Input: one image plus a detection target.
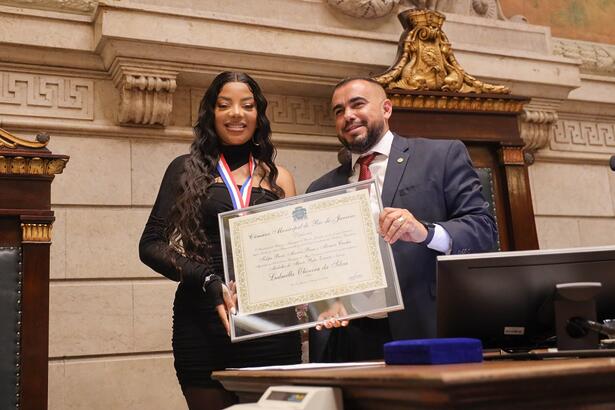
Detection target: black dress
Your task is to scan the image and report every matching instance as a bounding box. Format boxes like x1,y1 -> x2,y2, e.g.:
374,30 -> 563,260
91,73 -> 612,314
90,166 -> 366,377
139,154 -> 301,388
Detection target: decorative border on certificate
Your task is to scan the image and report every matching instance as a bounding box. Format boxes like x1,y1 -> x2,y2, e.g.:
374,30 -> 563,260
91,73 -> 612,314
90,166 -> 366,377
229,189 -> 387,315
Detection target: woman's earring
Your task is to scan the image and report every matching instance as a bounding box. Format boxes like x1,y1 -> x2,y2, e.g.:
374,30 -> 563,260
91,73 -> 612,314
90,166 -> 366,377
252,134 -> 260,146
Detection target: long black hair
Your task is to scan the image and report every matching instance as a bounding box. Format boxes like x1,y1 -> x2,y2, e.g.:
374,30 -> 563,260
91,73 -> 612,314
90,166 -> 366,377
167,71 -> 282,264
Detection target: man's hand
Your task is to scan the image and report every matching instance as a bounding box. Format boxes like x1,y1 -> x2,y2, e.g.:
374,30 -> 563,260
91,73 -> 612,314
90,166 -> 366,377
315,300 -> 349,330
216,281 -> 237,336
379,207 -> 428,244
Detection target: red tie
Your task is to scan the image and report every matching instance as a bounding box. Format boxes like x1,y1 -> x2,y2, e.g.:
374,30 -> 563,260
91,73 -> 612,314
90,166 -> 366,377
357,153 -> 377,181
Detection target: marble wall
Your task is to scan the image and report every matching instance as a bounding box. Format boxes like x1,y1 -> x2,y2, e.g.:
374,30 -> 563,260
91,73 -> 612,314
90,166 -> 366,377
0,0 -> 613,408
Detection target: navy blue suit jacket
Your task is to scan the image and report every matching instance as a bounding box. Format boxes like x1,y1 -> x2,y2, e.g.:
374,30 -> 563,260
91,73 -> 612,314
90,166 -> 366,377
307,134 -> 497,359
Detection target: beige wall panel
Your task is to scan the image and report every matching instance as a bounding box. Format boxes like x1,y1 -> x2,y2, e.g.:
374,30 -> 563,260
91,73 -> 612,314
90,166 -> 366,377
276,147 -> 339,194
534,216 -> 581,249
170,87 -> 193,128
578,218 -> 615,247
50,207 -> 67,280
49,136 -> 132,206
65,207 -> 154,279
131,139 -> 191,206
133,281 -> 176,352
94,78 -> 120,124
48,361 -> 65,410
529,162 -> 615,217
49,355 -> 184,410
610,170 -> 615,209
49,282 -> 133,357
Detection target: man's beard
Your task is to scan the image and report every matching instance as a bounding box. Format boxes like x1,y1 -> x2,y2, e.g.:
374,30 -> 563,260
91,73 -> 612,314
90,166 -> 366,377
339,120 -> 384,154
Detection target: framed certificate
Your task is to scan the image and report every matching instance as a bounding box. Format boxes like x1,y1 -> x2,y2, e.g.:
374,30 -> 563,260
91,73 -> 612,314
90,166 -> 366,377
219,179 -> 404,342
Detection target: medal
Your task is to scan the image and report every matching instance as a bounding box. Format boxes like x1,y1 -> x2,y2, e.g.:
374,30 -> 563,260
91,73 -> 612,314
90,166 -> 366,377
217,153 -> 256,209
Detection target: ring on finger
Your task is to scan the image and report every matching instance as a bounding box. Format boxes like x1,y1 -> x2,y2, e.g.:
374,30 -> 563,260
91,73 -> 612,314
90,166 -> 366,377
396,216 -> 406,225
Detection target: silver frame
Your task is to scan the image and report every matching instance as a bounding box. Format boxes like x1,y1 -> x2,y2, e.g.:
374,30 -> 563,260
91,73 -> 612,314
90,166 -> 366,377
218,179 -> 404,342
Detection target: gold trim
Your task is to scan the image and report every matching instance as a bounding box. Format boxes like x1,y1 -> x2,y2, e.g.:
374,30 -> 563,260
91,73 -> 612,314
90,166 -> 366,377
389,93 -> 525,113
374,10 -> 510,94
21,223 -> 52,242
0,128 -> 49,149
501,146 -> 525,165
0,156 -> 68,175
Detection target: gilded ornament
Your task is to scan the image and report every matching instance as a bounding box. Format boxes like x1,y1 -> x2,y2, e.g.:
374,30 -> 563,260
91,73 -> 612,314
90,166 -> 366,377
21,223 -> 52,243
0,128 -> 49,149
46,159 -> 68,175
373,9 -> 510,94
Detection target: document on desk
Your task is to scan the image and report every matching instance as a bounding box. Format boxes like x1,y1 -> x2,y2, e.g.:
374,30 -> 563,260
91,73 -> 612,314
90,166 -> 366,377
229,361 -> 385,371
229,189 -> 387,315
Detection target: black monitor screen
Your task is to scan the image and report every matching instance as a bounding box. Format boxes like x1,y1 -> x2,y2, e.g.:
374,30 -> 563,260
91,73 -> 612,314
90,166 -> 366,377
437,246 -> 615,350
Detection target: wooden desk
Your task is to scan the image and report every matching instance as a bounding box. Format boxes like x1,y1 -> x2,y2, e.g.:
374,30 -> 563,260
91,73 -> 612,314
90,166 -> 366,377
213,358 -> 615,409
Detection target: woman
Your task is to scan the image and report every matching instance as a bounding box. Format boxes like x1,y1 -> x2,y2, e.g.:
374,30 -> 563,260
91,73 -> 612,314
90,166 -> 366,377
139,72 -> 301,409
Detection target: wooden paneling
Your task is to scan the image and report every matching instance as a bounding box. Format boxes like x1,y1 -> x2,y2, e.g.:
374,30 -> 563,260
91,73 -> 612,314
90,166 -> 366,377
389,93 -> 539,251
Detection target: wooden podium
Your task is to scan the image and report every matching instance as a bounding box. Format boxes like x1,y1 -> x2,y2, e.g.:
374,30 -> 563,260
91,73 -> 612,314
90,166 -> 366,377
0,128 -> 68,410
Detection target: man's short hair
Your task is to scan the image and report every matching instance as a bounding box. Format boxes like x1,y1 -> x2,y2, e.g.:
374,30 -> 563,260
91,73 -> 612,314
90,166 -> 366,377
332,76 -> 385,94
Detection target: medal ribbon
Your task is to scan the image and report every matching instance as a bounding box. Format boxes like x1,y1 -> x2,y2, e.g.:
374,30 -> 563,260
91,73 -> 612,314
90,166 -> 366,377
217,153 -> 255,209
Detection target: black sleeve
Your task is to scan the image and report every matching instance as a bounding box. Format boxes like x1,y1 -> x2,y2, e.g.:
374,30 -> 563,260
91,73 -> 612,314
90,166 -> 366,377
138,155 -> 213,289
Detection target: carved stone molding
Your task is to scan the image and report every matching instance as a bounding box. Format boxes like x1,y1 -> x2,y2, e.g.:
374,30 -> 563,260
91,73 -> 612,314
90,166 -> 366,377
111,60 -> 178,127
519,108 -> 558,163
326,0 -> 401,18
267,95 -> 335,132
0,71 -> 94,120
0,0 -> 97,14
552,38 -> 615,77
329,0 -> 517,20
551,119 -> 615,154
21,223 -> 52,243
374,10 -> 510,93
190,89 -> 335,136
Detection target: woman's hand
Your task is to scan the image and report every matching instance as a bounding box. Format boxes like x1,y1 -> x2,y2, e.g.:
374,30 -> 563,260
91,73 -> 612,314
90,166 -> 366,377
216,281 -> 237,336
315,300 -> 349,330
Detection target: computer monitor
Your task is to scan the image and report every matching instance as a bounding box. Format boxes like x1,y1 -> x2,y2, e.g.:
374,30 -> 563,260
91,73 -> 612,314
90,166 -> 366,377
436,246 -> 615,350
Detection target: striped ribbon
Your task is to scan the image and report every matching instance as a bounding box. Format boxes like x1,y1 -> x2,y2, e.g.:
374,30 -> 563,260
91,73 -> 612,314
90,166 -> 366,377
216,153 -> 256,209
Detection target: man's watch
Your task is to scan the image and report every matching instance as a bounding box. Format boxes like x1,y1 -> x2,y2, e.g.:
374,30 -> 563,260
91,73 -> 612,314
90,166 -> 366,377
418,221 -> 436,246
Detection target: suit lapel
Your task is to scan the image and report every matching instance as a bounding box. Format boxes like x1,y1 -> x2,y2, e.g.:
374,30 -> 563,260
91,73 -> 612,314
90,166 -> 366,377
331,161 -> 352,187
381,133 -> 413,207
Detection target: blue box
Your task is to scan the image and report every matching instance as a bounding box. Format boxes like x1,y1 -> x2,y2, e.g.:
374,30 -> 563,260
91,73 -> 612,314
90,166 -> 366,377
384,338 -> 483,365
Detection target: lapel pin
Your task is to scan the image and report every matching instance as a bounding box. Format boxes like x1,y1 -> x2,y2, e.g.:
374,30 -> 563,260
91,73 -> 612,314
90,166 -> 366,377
396,157 -> 404,164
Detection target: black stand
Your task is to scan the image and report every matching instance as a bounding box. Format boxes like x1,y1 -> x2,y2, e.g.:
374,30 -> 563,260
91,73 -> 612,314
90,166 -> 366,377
555,282 -> 602,350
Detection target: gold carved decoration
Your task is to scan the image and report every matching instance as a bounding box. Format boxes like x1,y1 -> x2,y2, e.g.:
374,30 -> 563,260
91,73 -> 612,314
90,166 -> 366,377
373,9 -> 510,94
21,223 -> 52,243
0,128 -> 49,149
388,93 -> 524,113
0,129 -> 68,175
500,146 -> 525,165
0,156 -> 68,175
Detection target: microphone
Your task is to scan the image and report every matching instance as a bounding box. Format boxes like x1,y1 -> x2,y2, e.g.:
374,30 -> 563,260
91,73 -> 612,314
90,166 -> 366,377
568,317 -> 615,338
610,155 -> 615,171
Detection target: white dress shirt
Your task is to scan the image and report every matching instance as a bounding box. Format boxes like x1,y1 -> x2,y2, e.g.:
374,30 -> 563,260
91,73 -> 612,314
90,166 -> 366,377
349,130 -> 452,255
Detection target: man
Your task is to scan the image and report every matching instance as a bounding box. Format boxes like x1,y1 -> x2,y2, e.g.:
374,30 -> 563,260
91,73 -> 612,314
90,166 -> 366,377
308,77 -> 497,362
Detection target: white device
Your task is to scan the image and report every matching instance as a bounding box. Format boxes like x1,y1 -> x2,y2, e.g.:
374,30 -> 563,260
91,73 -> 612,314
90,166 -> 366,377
224,385 -> 343,410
